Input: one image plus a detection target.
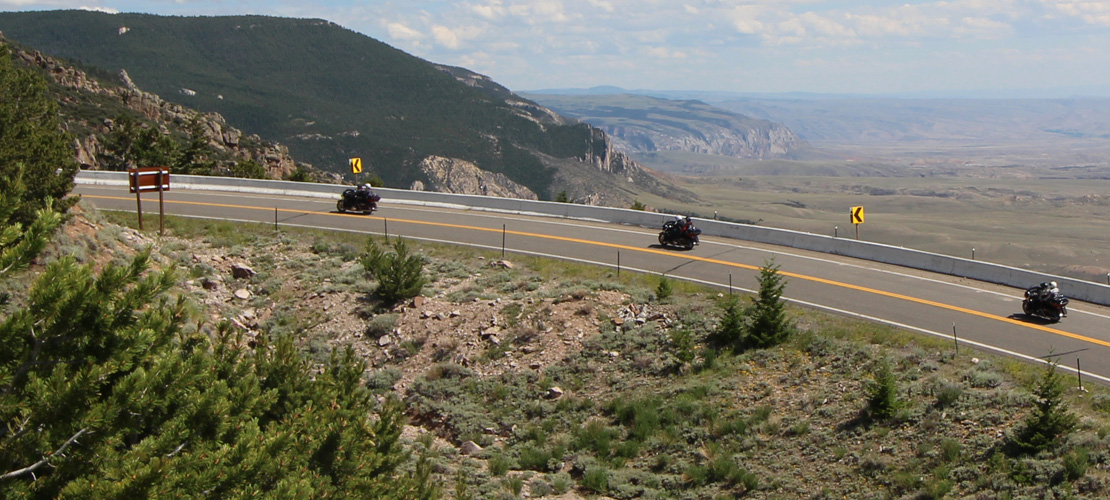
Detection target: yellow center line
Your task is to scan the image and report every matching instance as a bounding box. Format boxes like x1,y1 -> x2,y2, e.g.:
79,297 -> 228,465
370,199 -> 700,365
85,193 -> 1109,347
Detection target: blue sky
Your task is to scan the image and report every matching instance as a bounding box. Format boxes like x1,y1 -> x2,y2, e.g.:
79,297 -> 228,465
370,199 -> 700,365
3,0 -> 1110,96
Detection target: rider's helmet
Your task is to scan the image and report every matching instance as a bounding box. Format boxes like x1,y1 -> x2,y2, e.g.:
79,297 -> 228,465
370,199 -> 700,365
1050,281 -> 1058,289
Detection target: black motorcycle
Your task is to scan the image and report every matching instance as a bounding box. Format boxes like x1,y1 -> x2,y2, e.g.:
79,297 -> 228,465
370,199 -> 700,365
337,188 -> 380,214
658,218 -> 701,250
1022,287 -> 1069,322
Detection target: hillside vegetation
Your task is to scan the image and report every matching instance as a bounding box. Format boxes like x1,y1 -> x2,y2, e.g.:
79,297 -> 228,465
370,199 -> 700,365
4,36 -> 319,182
10,203 -> 1110,499
0,10 -> 672,203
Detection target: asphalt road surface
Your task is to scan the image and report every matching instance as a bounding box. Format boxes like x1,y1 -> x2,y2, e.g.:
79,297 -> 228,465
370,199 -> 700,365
75,184 -> 1110,385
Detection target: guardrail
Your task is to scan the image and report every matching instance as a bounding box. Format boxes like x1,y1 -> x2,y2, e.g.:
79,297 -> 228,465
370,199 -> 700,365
76,170 -> 1110,306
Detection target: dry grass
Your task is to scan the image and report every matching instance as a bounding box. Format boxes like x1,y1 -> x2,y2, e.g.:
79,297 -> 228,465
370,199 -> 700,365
79,199 -> 1110,499
634,153 -> 1110,283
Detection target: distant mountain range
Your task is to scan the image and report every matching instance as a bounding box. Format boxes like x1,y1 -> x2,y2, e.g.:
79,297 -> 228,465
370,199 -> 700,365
522,93 -> 806,159
527,86 -> 1110,146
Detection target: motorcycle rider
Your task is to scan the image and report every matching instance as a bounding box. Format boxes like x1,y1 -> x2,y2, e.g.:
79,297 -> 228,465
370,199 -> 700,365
355,183 -> 379,206
671,215 -> 691,232
1036,281 -> 1059,301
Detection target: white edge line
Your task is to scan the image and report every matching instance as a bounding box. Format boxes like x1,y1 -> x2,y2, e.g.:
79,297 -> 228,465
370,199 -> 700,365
133,211 -> 1110,386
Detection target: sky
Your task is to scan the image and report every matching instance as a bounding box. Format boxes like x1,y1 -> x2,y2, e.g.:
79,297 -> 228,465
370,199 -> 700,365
3,0 -> 1110,97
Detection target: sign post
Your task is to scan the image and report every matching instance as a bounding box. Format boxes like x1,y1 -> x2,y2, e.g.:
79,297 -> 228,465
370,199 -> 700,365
128,167 -> 171,235
850,206 -> 865,239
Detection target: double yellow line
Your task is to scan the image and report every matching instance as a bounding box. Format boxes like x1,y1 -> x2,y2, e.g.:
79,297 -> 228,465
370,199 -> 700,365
86,194 -> 1110,348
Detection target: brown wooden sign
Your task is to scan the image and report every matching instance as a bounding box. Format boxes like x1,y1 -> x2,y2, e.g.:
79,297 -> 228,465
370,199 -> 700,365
127,167 -> 170,234
128,167 -> 170,193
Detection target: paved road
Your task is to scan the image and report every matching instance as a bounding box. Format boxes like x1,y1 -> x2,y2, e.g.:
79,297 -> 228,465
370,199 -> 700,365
76,185 -> 1110,385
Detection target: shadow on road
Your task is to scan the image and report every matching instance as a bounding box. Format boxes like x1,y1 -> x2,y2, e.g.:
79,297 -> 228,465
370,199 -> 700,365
1007,313 -> 1062,325
648,244 -> 694,252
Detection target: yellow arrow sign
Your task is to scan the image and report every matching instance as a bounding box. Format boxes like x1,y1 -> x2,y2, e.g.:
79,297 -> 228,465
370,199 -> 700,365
350,157 -> 362,174
851,206 -> 865,224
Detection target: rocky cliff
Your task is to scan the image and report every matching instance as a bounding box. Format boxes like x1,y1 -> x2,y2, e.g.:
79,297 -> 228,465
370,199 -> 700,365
435,65 -> 688,205
525,93 -> 807,160
412,156 -> 538,200
9,40 -> 310,180
601,119 -> 803,158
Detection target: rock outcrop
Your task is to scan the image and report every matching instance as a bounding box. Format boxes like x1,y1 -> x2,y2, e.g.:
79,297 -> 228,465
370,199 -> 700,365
412,156 -> 538,200
11,42 -> 305,179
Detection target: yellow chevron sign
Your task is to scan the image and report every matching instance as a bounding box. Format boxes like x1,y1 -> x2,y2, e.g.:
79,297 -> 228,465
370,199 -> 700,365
350,157 -> 362,174
851,206 -> 865,224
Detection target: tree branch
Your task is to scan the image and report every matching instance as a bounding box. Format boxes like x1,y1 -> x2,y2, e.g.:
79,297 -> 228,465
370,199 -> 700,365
165,441 -> 187,458
1,428 -> 88,481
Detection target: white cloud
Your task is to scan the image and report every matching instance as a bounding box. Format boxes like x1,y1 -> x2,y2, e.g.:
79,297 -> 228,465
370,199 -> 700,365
727,5 -> 769,35
509,0 -> 572,24
1050,0 -> 1110,25
646,46 -> 687,59
0,0 -> 81,7
431,25 -> 460,49
469,0 -> 506,21
956,15 -> 1012,37
586,0 -> 615,13
386,22 -> 425,42
81,6 -> 118,13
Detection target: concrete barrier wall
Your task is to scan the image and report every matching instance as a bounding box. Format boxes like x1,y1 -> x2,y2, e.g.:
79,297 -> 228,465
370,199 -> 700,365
76,171 -> 1110,305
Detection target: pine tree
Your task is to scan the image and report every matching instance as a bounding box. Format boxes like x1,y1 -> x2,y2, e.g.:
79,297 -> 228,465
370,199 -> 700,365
1011,359 -> 1079,454
707,295 -> 746,352
866,361 -> 901,420
1,252 -> 436,498
361,237 -> 427,306
744,258 -> 794,349
174,116 -> 215,175
0,45 -> 79,225
0,167 -> 63,284
655,275 -> 673,301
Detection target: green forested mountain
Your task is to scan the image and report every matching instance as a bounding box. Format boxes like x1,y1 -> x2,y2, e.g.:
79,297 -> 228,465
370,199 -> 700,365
0,10 -> 660,201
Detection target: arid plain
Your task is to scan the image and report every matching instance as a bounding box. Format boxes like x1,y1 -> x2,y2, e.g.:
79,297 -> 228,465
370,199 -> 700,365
634,136 -> 1110,285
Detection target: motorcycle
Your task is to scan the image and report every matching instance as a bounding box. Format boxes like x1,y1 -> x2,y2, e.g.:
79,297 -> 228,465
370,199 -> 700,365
658,218 -> 701,250
1022,287 -> 1069,322
337,187 -> 380,214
